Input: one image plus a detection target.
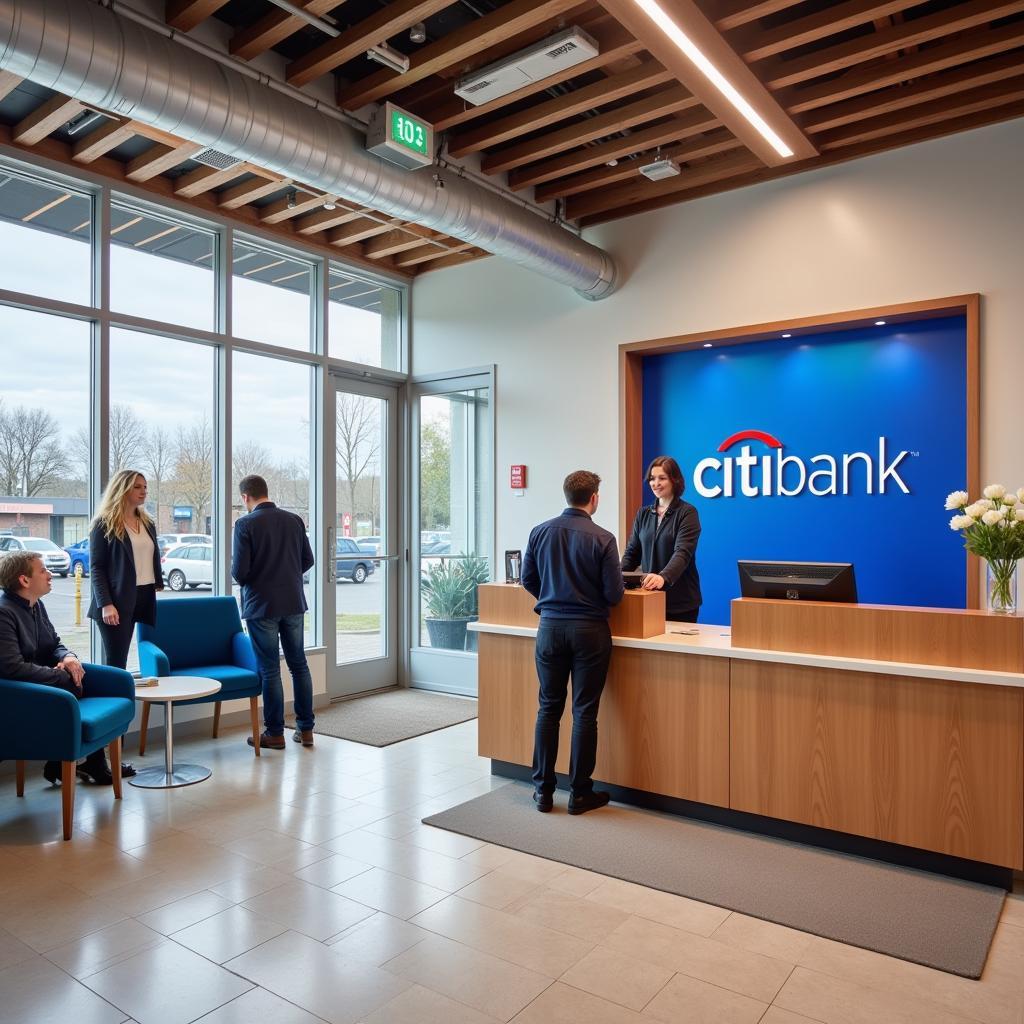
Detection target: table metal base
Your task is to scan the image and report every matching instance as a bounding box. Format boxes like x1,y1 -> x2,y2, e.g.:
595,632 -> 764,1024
129,764 -> 212,788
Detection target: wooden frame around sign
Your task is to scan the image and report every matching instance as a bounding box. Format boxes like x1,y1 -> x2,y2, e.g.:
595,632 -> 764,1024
618,294 -> 981,609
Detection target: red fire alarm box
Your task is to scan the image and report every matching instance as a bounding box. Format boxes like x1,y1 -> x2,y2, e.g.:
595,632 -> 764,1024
510,465 -> 527,489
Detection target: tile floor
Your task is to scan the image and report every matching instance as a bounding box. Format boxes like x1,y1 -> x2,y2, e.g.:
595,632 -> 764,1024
1,718 -> 1023,1024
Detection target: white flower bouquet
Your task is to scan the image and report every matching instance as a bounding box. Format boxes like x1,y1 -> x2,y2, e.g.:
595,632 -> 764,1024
946,485 -> 1024,612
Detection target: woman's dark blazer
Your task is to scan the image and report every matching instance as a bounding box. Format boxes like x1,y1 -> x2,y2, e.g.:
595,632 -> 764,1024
621,497 -> 702,617
87,521 -> 164,625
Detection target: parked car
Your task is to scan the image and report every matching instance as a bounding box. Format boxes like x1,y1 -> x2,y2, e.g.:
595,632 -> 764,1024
302,537 -> 377,584
161,543 -> 213,591
358,535 -> 382,556
63,538 -> 91,576
421,539 -> 451,555
157,533 -> 211,554
0,536 -> 71,576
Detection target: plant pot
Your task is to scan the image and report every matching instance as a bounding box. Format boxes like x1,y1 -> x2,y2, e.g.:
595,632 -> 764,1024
425,616 -> 472,650
464,615 -> 479,652
986,558 -> 1019,614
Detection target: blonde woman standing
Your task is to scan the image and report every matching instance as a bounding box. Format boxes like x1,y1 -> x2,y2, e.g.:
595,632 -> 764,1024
88,470 -> 164,670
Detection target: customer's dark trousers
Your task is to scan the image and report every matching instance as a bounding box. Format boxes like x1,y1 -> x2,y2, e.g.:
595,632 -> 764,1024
532,618 -> 613,799
246,613 -> 314,737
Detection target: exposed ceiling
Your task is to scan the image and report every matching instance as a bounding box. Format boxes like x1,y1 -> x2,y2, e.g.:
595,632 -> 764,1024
1,0 -> 1022,277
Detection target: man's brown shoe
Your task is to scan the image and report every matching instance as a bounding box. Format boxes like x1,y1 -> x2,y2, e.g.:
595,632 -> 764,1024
248,732 -> 286,750
292,728 -> 314,748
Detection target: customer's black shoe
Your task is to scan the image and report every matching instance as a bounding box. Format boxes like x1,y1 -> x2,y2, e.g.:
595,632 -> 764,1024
119,761 -> 137,778
568,790 -> 610,815
42,760 -> 61,785
77,750 -> 113,785
533,791 -> 553,813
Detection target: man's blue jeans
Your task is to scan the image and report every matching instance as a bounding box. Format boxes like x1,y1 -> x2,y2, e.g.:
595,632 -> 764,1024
246,614 -> 314,737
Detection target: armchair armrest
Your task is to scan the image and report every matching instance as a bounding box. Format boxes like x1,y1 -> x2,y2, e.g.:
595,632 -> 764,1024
232,631 -> 258,674
0,678 -> 81,760
81,663 -> 135,700
138,640 -> 170,677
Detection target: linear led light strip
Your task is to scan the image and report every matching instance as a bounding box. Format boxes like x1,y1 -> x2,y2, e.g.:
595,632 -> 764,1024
633,0 -> 794,159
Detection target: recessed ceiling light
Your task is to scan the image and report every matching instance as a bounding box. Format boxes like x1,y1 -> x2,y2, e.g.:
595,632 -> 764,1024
782,333 -> 791,338
632,0 -> 794,159
875,320 -> 886,326
703,343 -> 713,348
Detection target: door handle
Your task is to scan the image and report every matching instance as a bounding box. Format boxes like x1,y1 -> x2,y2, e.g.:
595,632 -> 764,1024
327,527 -> 336,583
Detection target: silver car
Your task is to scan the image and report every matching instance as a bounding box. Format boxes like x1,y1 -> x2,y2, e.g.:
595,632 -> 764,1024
161,543 -> 213,591
0,536 -> 72,576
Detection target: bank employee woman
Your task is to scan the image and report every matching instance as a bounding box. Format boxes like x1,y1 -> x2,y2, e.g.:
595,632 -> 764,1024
621,455 -> 702,622
88,469 -> 164,670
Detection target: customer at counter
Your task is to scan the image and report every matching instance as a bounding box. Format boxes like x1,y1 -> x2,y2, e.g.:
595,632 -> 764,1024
622,455 -> 702,622
521,470 -> 624,816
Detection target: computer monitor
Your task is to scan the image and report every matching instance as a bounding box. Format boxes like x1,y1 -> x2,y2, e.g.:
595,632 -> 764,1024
737,561 -> 858,603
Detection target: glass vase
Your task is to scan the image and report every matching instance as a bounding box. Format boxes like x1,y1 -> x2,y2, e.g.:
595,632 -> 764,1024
986,559 -> 1019,614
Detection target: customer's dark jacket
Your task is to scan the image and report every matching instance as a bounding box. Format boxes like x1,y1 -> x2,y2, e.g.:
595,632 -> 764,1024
521,508 -> 625,620
232,501 -> 314,620
87,520 -> 164,624
621,498 -> 702,617
0,591 -> 77,691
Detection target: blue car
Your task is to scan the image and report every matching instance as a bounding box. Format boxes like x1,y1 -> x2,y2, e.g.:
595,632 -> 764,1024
63,538 -> 90,576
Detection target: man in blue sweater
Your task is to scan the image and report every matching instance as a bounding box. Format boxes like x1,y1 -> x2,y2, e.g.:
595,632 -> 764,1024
521,470 -> 624,814
233,475 -> 316,750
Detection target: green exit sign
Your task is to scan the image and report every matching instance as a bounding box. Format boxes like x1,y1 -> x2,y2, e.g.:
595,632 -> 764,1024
367,102 -> 434,169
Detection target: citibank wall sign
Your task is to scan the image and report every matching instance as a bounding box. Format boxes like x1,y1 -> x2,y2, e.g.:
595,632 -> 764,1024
641,317 -> 967,624
693,430 -> 911,499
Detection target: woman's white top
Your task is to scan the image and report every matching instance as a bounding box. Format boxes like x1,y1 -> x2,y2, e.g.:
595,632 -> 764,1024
127,523 -> 156,586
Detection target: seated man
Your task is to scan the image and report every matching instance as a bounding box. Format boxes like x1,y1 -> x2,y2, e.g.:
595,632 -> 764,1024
0,550 -> 134,784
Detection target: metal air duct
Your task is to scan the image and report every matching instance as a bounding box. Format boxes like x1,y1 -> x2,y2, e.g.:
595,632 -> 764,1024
0,0 -> 618,299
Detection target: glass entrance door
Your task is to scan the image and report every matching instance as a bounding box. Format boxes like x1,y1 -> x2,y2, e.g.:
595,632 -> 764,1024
327,377 -> 399,697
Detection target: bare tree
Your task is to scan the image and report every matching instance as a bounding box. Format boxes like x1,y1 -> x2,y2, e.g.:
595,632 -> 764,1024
140,425 -> 176,532
0,402 -> 68,496
70,403 -> 148,479
231,439 -> 272,490
173,416 -> 213,530
336,394 -> 380,524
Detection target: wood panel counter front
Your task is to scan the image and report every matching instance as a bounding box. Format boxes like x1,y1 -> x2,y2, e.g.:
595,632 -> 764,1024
475,592 -> 1024,870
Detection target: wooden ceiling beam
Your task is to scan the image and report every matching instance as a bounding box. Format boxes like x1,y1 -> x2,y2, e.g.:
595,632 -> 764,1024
328,218 -> 399,246
733,0 -> 923,63
416,249 -> 488,272
295,205 -> 368,234
393,241 -> 474,266
173,162 -> 251,198
286,0 -> 454,87
535,128 -> 742,200
509,107 -> 721,190
425,21 -> 644,132
762,0 -> 1024,92
230,1 -> 345,61
566,147 -> 761,218
802,51 -> 1024,134
217,175 -> 290,209
365,229 -> 444,259
165,0 -> 231,32
13,95 -> 85,146
259,191 -> 328,223
125,141 -> 203,182
815,77 -> 1024,151
596,0 -> 816,164
577,98 -> 1024,225
0,70 -> 22,102
336,0 -> 582,110
780,23 -> 1024,115
481,86 -> 699,174
72,119 -> 137,163
448,61 -> 674,158
707,0 -> 806,32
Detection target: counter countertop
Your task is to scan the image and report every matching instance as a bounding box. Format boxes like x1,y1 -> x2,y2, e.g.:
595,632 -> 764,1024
470,619 -> 1024,690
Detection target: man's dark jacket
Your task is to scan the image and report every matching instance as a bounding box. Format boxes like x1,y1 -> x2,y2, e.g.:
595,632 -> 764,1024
0,591 -> 77,691
621,497 -> 702,617
521,508 -> 625,620
232,501 -> 315,620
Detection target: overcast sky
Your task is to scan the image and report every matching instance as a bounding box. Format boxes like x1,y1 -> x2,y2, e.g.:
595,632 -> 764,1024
0,219 -> 387,465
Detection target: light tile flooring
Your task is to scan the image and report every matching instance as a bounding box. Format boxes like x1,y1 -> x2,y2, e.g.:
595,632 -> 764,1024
1,718 -> 1023,1024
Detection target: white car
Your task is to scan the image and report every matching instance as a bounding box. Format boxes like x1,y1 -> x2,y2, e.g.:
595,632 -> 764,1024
158,533 -> 211,553
161,543 -> 213,591
0,536 -> 71,576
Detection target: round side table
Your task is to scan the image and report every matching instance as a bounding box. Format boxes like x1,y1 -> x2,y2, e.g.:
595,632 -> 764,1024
130,676 -> 221,788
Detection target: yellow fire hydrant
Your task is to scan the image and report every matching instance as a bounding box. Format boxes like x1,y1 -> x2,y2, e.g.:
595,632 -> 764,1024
74,562 -> 83,625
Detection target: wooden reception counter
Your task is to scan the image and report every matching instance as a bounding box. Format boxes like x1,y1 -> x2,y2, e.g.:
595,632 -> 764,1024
475,584 -> 1024,872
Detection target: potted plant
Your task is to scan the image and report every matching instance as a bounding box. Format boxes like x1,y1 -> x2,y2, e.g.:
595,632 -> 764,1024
421,559 -> 475,650
459,553 -> 492,652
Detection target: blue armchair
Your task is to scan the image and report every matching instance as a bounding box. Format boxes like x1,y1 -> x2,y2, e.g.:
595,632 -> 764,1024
137,596 -> 262,757
0,664 -> 135,840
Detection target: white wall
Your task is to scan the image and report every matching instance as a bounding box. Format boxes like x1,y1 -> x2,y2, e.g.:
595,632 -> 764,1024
412,119 -> 1024,561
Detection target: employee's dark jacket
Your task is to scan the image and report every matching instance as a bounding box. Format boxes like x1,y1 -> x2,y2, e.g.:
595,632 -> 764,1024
232,502 -> 314,621
521,508 -> 625,620
0,591 -> 78,691
621,497 -> 702,617
87,520 -> 164,625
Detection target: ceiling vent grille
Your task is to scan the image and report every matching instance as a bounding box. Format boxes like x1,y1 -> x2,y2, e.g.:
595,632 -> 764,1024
192,147 -> 243,170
